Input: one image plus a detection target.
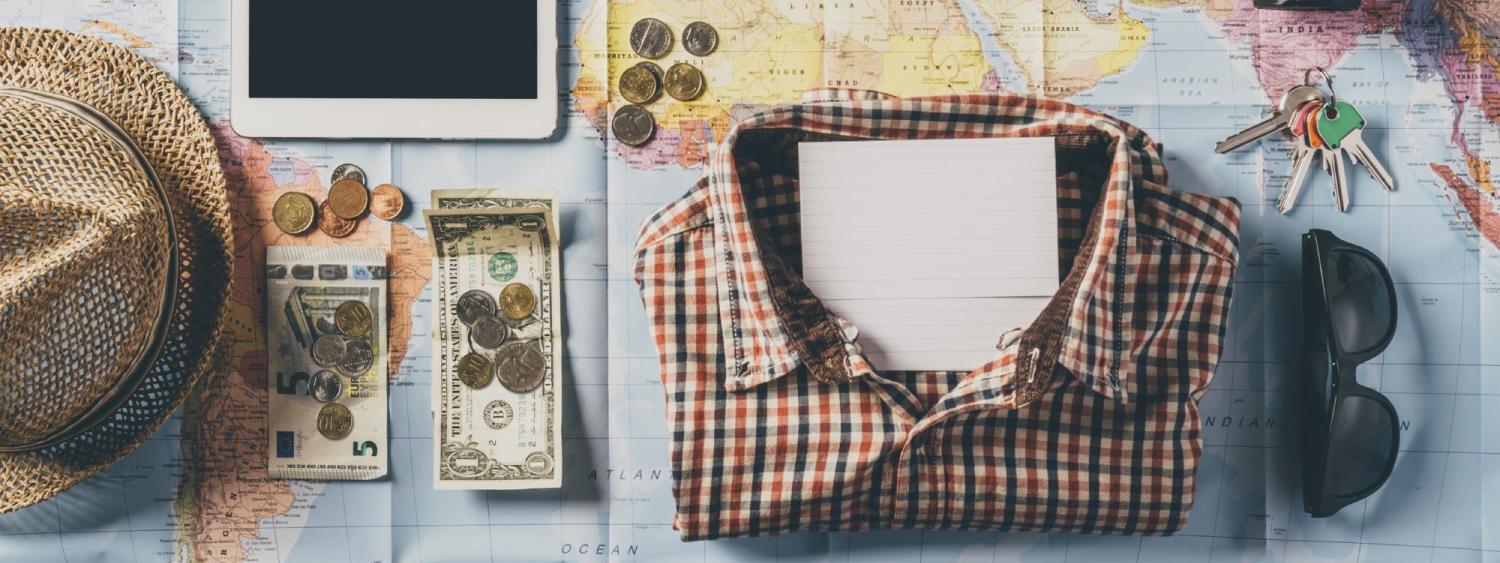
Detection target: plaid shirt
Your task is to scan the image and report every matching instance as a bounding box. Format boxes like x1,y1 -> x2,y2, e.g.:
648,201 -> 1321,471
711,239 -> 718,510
633,89 -> 1241,541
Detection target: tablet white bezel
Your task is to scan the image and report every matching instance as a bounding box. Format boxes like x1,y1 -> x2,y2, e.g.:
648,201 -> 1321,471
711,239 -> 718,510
230,0 -> 557,139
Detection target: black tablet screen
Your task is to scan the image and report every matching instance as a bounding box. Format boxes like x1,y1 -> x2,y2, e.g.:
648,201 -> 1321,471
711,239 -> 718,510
249,2 -> 538,99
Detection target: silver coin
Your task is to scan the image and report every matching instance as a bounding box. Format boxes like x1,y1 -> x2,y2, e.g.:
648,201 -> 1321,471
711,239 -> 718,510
331,163 -> 367,186
310,335 -> 346,367
471,315 -> 509,349
336,338 -> 374,377
456,289 -> 497,326
309,370 -> 344,403
629,18 -> 673,59
611,104 -> 655,147
682,22 -> 718,57
495,341 -> 546,394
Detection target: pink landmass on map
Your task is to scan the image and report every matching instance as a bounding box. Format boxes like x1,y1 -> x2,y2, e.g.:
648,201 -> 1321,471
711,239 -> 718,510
1206,0 -> 1396,99
618,126 -> 688,170
1416,1 -> 1500,219
980,69 -> 1004,93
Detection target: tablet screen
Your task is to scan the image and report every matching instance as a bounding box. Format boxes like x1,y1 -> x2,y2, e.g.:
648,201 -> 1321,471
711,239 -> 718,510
249,2 -> 538,100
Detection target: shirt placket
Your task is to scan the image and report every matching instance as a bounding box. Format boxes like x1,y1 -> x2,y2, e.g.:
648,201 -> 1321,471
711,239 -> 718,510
892,426 -> 934,527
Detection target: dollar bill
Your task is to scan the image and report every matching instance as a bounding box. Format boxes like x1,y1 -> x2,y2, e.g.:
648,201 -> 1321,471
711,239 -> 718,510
425,195 -> 562,490
431,188 -> 557,211
265,246 -> 388,480
430,188 -> 557,421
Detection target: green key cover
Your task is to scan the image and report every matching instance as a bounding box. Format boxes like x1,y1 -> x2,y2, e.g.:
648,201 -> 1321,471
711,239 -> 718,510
1315,101 -> 1365,150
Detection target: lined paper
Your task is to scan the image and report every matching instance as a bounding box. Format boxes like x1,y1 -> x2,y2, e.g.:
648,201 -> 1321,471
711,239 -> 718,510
798,137 -> 1059,371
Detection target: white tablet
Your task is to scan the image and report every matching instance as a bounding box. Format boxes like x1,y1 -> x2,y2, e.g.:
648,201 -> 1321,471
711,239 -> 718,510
231,1 -> 557,139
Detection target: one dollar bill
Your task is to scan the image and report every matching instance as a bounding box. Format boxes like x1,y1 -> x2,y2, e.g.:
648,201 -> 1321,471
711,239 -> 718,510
432,188 -> 556,211
265,246 -> 388,480
426,194 -> 562,490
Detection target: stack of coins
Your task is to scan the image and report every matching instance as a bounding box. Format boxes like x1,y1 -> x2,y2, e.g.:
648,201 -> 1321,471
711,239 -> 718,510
614,19 -> 718,147
452,284 -> 546,394
271,162 -> 409,236
307,299 -> 375,439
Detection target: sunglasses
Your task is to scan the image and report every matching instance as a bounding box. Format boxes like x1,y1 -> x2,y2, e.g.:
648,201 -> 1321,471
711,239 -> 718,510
1299,229 -> 1400,517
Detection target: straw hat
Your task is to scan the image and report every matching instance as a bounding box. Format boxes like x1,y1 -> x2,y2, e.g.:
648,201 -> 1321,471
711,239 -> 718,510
0,28 -> 233,513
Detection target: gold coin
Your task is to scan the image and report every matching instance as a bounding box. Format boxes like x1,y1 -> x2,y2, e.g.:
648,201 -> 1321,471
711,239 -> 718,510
328,178 -> 370,220
636,61 -> 664,89
370,183 -> 406,221
272,191 -> 317,235
457,352 -> 493,390
611,104 -> 655,147
335,300 -> 373,338
316,402 -> 353,440
316,200 -> 357,238
499,283 -> 536,320
664,63 -> 706,101
618,63 -> 659,105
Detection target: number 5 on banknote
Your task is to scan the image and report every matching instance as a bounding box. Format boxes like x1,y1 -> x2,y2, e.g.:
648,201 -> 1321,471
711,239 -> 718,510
425,200 -> 563,490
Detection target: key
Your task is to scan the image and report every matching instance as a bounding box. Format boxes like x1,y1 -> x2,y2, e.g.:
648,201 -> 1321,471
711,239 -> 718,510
1302,103 -> 1352,211
1308,105 -> 1352,211
1277,133 -> 1320,214
1305,104 -> 1332,173
1277,102 -> 1325,214
1316,100 -> 1394,192
1215,84 -> 1326,153
1325,142 -> 1350,211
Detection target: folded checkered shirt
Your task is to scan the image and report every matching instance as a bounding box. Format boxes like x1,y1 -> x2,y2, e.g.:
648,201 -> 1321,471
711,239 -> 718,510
633,89 -> 1241,541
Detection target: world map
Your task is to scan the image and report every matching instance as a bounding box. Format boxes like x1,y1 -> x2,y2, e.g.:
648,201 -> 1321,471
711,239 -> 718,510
0,0 -> 1497,562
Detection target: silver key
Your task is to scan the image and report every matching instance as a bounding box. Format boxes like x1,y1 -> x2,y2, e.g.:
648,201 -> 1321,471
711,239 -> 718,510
1336,125 -> 1394,192
1279,100 -> 1327,214
1215,85 -> 1326,154
1277,137 -> 1320,214
1315,100 -> 1391,210
1325,145 -> 1350,212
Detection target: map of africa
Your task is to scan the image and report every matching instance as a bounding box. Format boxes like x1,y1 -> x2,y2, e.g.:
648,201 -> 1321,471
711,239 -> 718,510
0,0 -> 1497,562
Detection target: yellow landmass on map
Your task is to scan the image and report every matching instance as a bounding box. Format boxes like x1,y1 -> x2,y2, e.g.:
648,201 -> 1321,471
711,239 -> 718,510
80,20 -> 152,49
1469,155 -> 1496,193
968,0 -> 1149,97
573,0 -> 998,167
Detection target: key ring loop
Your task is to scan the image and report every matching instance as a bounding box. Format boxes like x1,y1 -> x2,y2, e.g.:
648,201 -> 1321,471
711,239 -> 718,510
1305,67 -> 1337,119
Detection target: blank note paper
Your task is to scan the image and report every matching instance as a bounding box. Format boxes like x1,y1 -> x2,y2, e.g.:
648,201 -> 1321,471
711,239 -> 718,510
798,137 -> 1059,372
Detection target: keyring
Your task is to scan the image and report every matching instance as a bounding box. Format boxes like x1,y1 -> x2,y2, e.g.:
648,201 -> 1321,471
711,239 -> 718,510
1305,67 -> 1337,119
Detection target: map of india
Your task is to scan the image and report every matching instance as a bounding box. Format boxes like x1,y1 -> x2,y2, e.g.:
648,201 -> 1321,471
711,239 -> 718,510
0,0 -> 1497,561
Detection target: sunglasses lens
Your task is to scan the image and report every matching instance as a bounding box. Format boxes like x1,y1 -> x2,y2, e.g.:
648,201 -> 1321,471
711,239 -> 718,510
1326,249 -> 1393,354
1325,394 -> 1396,498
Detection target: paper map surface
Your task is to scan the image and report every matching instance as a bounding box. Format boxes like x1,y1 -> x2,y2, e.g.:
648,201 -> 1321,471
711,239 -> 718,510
0,0 -> 1496,561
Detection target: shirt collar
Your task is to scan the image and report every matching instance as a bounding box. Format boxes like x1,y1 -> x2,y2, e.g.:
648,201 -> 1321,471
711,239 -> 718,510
707,89 -> 1161,403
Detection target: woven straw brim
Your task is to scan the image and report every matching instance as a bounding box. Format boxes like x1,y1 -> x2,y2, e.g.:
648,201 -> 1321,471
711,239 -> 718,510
0,28 -> 233,513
